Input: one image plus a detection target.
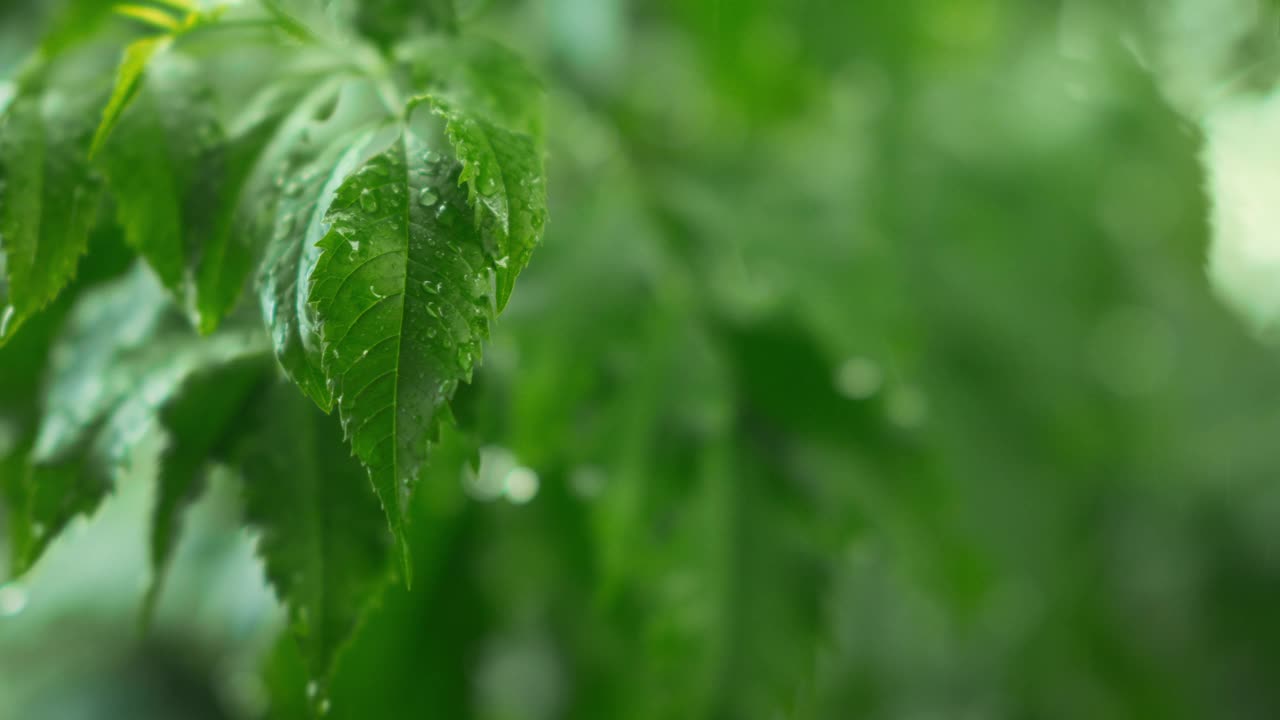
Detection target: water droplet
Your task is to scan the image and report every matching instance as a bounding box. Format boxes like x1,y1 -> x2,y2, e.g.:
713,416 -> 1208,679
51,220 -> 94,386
495,255 -> 509,269
418,188 -> 438,206
504,466 -> 539,504
360,189 -> 378,212
421,280 -> 440,294
834,357 -> 882,400
0,583 -> 28,617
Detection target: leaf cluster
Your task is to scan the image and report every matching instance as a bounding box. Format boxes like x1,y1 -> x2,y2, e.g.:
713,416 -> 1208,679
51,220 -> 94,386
0,0 -> 545,706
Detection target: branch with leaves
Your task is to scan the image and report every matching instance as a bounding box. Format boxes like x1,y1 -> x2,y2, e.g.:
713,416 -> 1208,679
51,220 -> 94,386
0,0 -> 545,711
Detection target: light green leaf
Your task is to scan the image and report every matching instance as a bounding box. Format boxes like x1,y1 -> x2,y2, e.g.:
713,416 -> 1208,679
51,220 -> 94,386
307,121 -> 496,576
14,264 -> 269,573
13,265 -> 168,570
256,79 -> 389,410
237,379 -> 391,697
0,85 -> 104,346
89,35 -> 170,159
429,96 -> 546,310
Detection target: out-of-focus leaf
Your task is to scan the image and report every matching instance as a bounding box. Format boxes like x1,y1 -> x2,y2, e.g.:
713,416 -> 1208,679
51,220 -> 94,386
13,265 -> 268,574
402,36 -> 545,140
348,0 -> 456,48
145,354 -> 271,616
96,48 -> 271,334
236,380 -> 391,702
89,35 -> 169,159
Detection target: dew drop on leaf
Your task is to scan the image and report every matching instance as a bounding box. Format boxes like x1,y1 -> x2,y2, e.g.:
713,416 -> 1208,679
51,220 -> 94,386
360,189 -> 378,212
418,188 -> 438,206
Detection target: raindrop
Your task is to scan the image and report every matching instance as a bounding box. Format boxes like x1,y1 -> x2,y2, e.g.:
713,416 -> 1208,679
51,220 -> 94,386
360,189 -> 378,212
418,188 -> 439,206
834,357 -> 882,400
504,467 -> 540,504
495,255 -> 510,269
0,583 -> 27,617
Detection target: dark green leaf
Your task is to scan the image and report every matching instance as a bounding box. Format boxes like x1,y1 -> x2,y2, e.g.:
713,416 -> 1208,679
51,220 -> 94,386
237,379 -> 392,696
95,48 -> 264,334
427,97 -> 545,311
0,79 -> 104,345
256,79 -> 389,410
307,120 -> 496,575
88,35 -> 169,159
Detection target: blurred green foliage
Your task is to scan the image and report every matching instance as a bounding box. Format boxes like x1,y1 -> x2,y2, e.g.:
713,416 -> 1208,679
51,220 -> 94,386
5,0 -> 1280,719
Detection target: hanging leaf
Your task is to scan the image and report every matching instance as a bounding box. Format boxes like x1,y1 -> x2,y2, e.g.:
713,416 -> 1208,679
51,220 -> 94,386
307,118 -> 497,576
236,379 -> 392,702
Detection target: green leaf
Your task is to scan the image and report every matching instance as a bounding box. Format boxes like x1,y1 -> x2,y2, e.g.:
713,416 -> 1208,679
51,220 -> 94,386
144,353 -> 270,617
348,0 -> 457,48
14,264 -> 268,573
0,83 -> 105,345
236,379 -> 391,698
89,35 -> 169,159
402,36 -> 545,137
12,265 -> 169,570
256,79 -> 389,410
95,48 -> 265,334
429,96 -> 546,310
307,121 -> 496,577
